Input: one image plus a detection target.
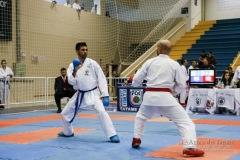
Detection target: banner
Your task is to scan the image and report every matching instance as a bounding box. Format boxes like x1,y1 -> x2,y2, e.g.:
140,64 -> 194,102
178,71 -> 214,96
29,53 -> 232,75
117,84 -> 146,112
0,0 -> 12,40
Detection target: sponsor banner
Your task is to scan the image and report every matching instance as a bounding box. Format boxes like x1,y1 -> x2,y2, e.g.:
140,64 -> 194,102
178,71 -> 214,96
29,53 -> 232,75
130,89 -> 143,106
117,85 -> 146,112
119,89 -> 127,107
0,0 -> 12,40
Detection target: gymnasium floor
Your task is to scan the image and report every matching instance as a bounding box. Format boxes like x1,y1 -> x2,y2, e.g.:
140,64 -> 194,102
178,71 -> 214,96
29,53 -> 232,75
0,108 -> 240,160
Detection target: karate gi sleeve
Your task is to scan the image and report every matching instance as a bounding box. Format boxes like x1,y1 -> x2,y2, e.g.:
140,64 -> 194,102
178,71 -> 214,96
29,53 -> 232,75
172,64 -> 186,96
95,63 -> 109,97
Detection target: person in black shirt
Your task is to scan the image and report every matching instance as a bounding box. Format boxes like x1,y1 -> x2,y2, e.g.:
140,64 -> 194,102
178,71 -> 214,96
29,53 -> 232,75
54,68 -> 75,113
198,50 -> 207,68
206,51 -> 216,65
200,58 -> 215,70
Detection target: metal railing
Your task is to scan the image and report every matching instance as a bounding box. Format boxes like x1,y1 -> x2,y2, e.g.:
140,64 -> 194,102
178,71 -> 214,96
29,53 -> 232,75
0,76 -> 222,109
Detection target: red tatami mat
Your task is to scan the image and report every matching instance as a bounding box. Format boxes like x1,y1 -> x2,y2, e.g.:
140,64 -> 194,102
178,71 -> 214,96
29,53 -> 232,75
0,127 -> 93,144
146,138 -> 240,159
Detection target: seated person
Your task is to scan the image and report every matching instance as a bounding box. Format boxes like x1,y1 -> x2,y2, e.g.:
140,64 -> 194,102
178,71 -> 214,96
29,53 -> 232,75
216,71 -> 233,88
54,68 -> 75,113
200,58 -> 215,70
228,67 -> 234,79
198,50 -> 206,68
206,51 -> 216,65
216,72 -> 233,114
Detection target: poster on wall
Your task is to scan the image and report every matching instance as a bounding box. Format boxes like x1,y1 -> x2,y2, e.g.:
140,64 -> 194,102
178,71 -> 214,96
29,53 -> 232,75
0,0 -> 12,40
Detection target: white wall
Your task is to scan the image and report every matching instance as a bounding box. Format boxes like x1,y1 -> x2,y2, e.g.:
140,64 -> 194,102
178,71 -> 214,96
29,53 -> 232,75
191,0 -> 201,28
205,0 -> 240,20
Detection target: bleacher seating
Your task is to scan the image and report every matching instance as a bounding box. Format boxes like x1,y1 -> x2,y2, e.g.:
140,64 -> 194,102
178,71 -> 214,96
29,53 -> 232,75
182,18 -> 240,76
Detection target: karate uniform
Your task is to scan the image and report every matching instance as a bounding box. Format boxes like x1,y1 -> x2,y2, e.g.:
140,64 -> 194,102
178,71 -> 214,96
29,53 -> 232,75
61,58 -> 117,138
180,65 -> 189,104
0,67 -> 14,104
132,54 -> 197,149
232,66 -> 240,84
72,3 -> 81,10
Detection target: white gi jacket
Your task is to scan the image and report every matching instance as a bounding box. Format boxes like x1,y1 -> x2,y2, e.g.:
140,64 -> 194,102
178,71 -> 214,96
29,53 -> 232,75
72,3 -> 81,9
0,67 -> 14,82
68,58 -> 108,107
132,54 -> 186,106
232,66 -> 240,83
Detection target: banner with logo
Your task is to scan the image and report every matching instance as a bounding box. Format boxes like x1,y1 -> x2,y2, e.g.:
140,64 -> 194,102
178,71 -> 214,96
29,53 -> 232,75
117,84 -> 146,112
0,0 -> 12,40
186,89 -> 209,113
216,89 -> 236,111
206,88 -> 216,114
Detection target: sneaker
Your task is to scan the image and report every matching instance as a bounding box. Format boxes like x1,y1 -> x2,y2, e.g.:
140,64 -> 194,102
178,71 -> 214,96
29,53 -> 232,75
110,135 -> 120,143
180,103 -> 187,107
58,131 -> 74,137
183,148 -> 204,157
132,138 -> 141,148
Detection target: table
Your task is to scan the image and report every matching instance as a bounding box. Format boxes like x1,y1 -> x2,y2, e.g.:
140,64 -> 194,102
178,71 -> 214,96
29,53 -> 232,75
186,88 -> 240,114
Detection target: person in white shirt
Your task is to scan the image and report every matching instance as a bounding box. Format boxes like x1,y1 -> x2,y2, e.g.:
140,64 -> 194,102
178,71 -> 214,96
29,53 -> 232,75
0,60 -> 14,108
58,42 -> 120,143
232,66 -> 240,88
91,4 -> 97,14
72,0 -> 81,10
188,60 -> 197,75
64,0 -> 71,7
131,40 -> 204,157
179,59 -> 189,106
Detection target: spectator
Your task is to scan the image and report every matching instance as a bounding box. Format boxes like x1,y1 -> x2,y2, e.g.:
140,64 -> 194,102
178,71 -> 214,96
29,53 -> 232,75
0,60 -> 14,108
81,3 -> 85,10
206,51 -> 216,65
91,4 -> 97,14
217,71 -> 233,88
188,60 -> 197,75
72,0 -> 81,10
198,50 -> 206,68
106,11 -> 110,17
200,58 -> 215,70
54,68 -> 75,113
228,66 -> 234,79
64,0 -> 71,7
179,59 -> 189,106
232,66 -> 240,88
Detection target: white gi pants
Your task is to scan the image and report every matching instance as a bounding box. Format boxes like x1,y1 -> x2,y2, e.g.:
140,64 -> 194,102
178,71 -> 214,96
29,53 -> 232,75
134,93 -> 197,149
0,82 -> 9,104
61,92 -> 117,138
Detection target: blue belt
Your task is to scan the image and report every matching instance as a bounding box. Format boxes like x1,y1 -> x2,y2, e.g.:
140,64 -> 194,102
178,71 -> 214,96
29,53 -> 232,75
69,86 -> 97,123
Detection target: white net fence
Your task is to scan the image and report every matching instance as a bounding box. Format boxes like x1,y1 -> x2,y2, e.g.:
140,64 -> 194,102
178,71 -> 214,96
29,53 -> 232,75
0,0 -> 189,109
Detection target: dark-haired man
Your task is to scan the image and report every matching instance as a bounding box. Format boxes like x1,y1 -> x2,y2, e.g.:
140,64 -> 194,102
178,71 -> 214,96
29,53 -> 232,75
58,42 -> 120,143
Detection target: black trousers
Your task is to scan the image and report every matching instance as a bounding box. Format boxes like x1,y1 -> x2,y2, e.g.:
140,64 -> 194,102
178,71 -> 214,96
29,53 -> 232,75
54,90 -> 75,109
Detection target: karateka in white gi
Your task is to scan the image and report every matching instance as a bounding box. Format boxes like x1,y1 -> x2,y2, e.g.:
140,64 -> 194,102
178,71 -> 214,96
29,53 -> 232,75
179,58 -> 189,106
0,60 -> 14,107
58,42 -> 120,143
232,66 -> 240,88
131,40 -> 204,157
